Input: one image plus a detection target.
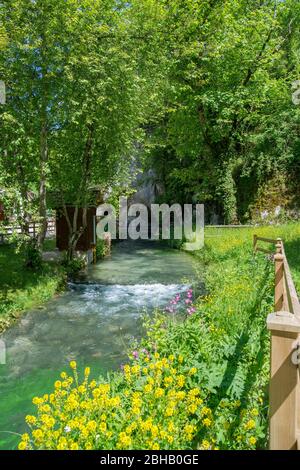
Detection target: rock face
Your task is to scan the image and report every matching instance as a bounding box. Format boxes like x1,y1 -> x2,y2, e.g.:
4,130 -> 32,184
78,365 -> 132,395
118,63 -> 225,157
129,169 -> 165,208
244,172 -> 300,224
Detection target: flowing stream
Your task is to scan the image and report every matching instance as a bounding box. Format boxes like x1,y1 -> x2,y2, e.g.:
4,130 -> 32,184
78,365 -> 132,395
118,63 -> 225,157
0,240 -> 200,449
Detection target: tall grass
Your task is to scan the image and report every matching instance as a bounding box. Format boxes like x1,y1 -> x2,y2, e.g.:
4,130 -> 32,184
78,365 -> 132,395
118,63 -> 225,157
0,245 -> 65,333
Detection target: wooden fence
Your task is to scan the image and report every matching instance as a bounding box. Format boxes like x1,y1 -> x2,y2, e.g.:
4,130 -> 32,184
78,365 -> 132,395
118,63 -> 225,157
0,218 -> 56,244
254,235 -> 300,450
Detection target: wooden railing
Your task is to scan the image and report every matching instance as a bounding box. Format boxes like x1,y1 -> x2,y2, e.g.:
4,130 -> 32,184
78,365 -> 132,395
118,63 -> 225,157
254,235 -> 300,450
0,218 -> 56,244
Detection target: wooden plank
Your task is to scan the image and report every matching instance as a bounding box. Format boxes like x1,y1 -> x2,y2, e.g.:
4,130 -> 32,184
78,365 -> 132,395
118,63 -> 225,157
253,234 -> 258,252
282,245 -> 300,318
267,312 -> 300,333
268,328 -> 299,450
256,247 -> 273,255
256,236 -> 278,244
297,366 -> 300,451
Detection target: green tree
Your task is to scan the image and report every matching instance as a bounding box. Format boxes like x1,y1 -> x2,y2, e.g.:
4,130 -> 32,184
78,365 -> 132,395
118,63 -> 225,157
146,0 -> 300,222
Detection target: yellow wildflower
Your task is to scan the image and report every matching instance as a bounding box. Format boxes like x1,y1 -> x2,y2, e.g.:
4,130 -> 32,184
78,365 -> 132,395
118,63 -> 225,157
32,429 -> 44,441
144,384 -> 153,393
89,380 -> 97,389
188,403 -> 198,414
154,387 -> 164,398
201,440 -> 211,450
131,365 -> 140,375
164,376 -> 173,387
203,418 -> 212,427
87,421 -> 97,433
117,432 -> 132,449
100,422 -> 107,433
177,375 -> 185,388
32,397 -> 43,406
168,422 -> 175,433
57,437 -> 68,450
201,406 -> 211,416
184,424 -> 196,436
245,419 -> 256,430
18,441 -> 27,450
78,385 -> 86,394
165,407 -> 174,417
25,415 -> 37,426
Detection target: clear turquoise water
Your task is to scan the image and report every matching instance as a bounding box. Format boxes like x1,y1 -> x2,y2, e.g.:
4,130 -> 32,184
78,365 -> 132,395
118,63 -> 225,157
0,241 -> 198,449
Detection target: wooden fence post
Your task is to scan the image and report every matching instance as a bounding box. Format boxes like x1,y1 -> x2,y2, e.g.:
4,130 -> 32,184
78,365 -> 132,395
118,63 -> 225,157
267,313 -> 300,449
253,234 -> 258,253
274,239 -> 284,312
255,234 -> 300,449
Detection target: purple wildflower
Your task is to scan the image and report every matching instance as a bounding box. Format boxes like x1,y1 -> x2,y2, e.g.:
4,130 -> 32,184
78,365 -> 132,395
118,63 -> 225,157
132,351 -> 139,360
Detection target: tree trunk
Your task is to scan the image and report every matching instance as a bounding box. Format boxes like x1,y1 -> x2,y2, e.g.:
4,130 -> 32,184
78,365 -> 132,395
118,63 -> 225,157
62,204 -> 88,262
37,122 -> 48,249
66,125 -> 94,261
16,160 -> 30,236
37,32 -> 49,250
59,125 -> 94,262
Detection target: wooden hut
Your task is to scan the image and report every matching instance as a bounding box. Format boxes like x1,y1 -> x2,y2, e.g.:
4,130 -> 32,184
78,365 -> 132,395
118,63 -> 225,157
48,188 -> 103,264
56,206 -> 97,252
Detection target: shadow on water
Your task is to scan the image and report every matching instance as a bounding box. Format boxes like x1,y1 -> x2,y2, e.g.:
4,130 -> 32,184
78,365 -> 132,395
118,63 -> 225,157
0,240 -> 202,449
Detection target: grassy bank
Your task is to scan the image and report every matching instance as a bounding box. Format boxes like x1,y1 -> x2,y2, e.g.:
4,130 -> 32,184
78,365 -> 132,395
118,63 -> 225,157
0,244 -> 66,333
18,223 -> 300,450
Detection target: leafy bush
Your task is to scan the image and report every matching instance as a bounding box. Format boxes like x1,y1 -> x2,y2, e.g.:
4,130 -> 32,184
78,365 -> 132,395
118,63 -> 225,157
20,358 -> 211,451
7,233 -> 43,270
96,239 -> 109,260
23,239 -> 43,270
61,256 -> 85,276
0,244 -> 66,333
